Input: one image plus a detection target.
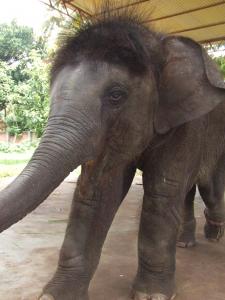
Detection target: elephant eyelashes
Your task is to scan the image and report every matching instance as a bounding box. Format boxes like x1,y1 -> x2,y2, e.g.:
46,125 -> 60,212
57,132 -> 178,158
103,86 -> 128,107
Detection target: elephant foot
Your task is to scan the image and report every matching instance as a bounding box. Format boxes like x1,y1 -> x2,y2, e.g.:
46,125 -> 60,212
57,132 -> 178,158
176,240 -> 196,248
39,269 -> 89,300
131,290 -> 176,300
177,219 -> 196,248
204,209 -> 225,241
204,220 -> 225,241
39,291 -> 89,300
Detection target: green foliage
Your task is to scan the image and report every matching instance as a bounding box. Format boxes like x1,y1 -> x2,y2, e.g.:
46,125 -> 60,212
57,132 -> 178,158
0,21 -> 34,62
214,56 -> 225,78
0,21 -> 50,137
205,42 -> 225,79
42,0 -> 86,53
0,9 -> 84,139
0,61 -> 13,111
4,50 -> 50,137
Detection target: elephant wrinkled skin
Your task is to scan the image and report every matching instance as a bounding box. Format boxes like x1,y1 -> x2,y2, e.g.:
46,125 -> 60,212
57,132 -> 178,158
0,6 -> 225,300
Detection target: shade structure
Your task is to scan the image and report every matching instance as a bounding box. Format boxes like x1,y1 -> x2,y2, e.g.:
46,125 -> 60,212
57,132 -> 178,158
60,0 -> 225,43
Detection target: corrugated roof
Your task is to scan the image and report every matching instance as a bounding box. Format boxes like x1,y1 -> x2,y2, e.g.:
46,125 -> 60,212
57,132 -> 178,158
60,0 -> 225,43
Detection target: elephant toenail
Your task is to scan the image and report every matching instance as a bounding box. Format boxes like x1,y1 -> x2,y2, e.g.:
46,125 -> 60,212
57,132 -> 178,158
150,293 -> 176,300
132,291 -> 150,300
150,293 -> 169,300
39,294 -> 55,300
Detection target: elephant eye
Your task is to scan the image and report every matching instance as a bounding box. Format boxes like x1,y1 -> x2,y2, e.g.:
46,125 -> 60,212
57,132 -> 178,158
109,90 -> 123,103
104,86 -> 128,107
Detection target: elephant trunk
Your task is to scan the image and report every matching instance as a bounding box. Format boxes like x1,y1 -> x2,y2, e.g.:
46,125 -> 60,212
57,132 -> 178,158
0,113 -> 95,233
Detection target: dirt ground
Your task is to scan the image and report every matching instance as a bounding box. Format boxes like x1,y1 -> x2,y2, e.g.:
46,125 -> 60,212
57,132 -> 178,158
0,175 -> 225,300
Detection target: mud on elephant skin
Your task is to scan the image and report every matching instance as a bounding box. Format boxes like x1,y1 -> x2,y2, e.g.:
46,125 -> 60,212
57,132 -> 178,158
1,5 -> 225,300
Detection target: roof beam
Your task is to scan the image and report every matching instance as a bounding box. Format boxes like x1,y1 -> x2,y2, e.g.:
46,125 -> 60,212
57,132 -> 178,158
144,1 -> 225,24
200,36 -> 225,44
170,20 -> 225,35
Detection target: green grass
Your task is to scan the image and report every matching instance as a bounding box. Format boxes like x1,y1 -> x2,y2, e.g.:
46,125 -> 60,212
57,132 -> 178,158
0,164 -> 27,178
0,159 -> 29,165
0,151 -> 81,179
0,151 -> 33,178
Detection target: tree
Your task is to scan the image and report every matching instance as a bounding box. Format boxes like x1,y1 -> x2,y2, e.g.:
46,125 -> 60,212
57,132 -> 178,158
0,21 -> 34,62
4,50 -> 50,137
0,21 -> 50,137
0,61 -> 13,111
205,42 -> 225,79
0,20 -> 48,83
214,56 -> 225,78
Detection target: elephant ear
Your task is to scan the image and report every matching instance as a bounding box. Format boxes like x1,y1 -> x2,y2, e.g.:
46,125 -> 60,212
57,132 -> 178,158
154,36 -> 225,134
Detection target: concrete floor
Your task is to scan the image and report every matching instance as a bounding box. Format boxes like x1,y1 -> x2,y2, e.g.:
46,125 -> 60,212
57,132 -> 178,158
0,175 -> 225,300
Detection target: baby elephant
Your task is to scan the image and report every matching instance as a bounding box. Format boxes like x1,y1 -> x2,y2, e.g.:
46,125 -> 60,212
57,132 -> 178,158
0,7 -> 225,300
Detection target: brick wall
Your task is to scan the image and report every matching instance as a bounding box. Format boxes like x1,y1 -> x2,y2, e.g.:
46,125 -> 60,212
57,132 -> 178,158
0,119 -> 6,131
0,132 -> 34,144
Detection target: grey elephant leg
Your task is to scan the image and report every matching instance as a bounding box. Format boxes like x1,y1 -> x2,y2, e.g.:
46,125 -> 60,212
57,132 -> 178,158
177,185 -> 197,248
132,174 -> 182,300
40,160 -> 136,300
198,171 -> 225,241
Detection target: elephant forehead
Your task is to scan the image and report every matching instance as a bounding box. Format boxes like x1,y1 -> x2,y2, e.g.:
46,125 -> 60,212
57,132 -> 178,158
51,62 -> 142,99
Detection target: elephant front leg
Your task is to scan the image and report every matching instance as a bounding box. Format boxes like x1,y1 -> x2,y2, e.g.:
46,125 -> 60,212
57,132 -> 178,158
39,161 -> 136,300
133,176 -> 183,300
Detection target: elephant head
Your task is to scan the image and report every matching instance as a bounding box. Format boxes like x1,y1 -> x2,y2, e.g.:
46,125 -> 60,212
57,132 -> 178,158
0,11 -> 224,233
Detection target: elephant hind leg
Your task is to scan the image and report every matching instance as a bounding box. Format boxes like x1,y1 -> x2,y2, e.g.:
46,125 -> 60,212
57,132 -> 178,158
198,162 -> 225,241
177,185 -> 197,248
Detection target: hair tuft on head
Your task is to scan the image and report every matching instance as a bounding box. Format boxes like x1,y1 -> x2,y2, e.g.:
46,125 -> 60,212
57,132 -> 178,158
51,0 -> 164,84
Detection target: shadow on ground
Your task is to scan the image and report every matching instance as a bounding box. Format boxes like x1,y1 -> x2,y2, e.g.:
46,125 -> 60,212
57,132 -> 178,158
0,176 -> 224,300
